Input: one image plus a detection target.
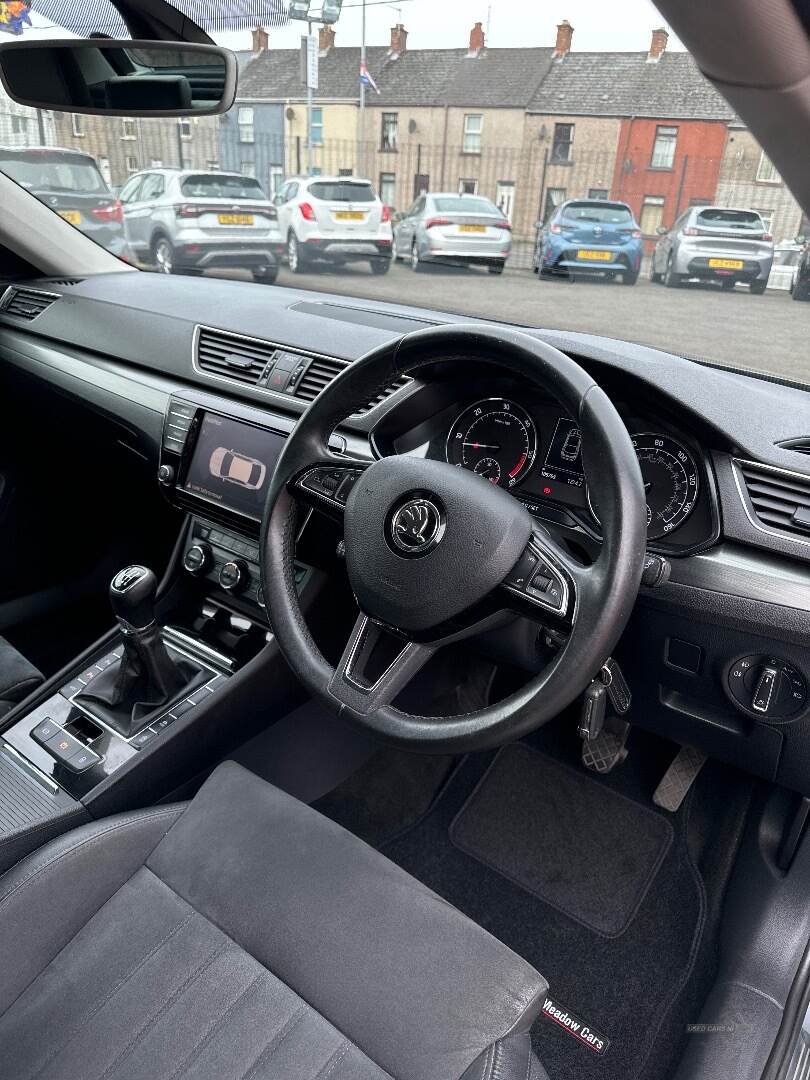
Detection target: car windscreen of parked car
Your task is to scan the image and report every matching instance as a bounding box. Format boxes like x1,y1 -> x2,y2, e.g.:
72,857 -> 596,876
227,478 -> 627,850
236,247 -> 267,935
308,181 -> 376,202
180,174 -> 267,198
695,208 -> 765,231
432,196 -> 500,214
562,203 -> 634,225
0,155 -> 108,194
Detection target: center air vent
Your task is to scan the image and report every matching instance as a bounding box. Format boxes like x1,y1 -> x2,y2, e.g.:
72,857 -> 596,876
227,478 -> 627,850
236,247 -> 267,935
0,286 -> 59,320
293,357 -> 349,402
738,459 -> 810,538
195,327 -> 276,386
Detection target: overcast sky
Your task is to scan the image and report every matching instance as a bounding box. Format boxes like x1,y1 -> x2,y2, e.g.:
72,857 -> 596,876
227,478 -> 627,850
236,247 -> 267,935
222,0 -> 685,53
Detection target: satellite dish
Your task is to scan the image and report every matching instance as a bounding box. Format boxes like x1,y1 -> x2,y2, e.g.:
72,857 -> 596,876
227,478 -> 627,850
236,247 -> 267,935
408,118 -> 417,134
286,107 -> 296,120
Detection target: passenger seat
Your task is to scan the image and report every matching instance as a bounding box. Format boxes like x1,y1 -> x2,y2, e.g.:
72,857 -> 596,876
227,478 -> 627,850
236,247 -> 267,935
0,636 -> 43,718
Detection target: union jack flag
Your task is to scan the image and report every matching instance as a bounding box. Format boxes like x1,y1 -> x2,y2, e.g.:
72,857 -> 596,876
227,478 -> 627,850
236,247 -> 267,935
360,59 -> 380,94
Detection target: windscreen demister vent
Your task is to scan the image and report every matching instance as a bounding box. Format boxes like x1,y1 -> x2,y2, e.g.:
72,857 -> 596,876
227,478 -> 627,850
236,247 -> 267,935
0,286 -> 59,320
195,327 -> 275,387
40,278 -> 83,287
738,460 -> 810,538
777,438 -> 810,457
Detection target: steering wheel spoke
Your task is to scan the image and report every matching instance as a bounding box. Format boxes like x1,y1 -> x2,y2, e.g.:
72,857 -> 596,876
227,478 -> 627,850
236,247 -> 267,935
292,459 -> 369,520
328,613 -> 437,715
501,525 -> 587,626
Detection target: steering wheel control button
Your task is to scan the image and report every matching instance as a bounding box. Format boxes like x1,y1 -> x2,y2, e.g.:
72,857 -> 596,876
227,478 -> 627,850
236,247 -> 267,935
387,496 -> 445,558
299,466 -> 365,508
219,559 -> 248,592
727,655 -> 807,720
506,551 -> 539,589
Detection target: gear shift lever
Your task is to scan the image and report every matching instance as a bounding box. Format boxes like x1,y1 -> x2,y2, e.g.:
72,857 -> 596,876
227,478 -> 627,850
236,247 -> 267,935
75,565 -> 202,738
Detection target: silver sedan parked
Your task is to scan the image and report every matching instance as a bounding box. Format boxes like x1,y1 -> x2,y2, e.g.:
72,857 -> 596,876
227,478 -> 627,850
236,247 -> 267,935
393,193 -> 512,273
651,206 -> 774,294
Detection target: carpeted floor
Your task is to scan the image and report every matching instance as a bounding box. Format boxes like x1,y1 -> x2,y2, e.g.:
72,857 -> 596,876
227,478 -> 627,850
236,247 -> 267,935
365,722 -> 753,1080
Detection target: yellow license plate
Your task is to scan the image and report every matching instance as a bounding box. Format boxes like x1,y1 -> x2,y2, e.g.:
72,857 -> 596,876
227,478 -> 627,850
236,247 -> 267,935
58,210 -> 81,225
334,211 -> 364,220
459,224 -> 486,233
217,213 -> 253,225
577,249 -> 612,261
709,258 -> 743,269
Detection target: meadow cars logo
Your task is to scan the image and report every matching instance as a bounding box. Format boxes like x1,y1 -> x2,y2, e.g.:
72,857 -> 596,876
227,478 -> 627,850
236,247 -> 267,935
0,1 -> 32,35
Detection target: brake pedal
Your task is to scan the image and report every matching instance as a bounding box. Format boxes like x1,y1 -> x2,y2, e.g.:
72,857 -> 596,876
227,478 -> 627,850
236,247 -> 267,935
653,745 -> 707,812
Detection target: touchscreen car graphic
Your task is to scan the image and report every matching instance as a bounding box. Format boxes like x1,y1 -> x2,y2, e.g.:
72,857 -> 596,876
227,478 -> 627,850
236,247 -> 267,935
208,447 -> 267,490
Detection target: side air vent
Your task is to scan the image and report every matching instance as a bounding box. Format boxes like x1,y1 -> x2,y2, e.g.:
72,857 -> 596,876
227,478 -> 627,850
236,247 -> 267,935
292,357 -> 349,402
0,286 -> 59,320
353,376 -> 411,415
738,459 -> 810,537
777,438 -> 810,456
195,327 -> 275,386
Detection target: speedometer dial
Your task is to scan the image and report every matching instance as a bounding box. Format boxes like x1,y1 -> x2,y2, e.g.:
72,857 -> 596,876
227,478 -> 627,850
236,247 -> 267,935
446,398 -> 537,489
632,434 -> 699,540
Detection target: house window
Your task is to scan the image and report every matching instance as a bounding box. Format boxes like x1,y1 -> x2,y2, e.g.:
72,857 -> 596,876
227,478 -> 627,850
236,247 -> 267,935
756,152 -> 780,184
588,188 -> 608,199
462,114 -> 482,154
124,154 -> 138,173
543,187 -> 566,222
269,164 -> 283,193
379,171 -> 396,207
338,167 -> 353,176
551,123 -> 574,163
640,195 -> 666,235
381,112 -> 398,151
241,161 -> 256,178
150,158 -> 163,168
98,157 -> 112,185
309,107 -> 323,146
238,107 -> 254,144
459,178 -> 478,195
496,181 -> 515,222
10,115 -> 27,136
178,118 -> 192,140
413,173 -> 429,197
207,159 -> 220,171
71,114 -> 85,137
650,125 -> 678,169
121,118 -> 136,140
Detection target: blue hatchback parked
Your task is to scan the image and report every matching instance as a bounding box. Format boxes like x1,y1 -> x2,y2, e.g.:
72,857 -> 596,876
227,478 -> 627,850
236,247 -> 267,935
534,198 -> 643,285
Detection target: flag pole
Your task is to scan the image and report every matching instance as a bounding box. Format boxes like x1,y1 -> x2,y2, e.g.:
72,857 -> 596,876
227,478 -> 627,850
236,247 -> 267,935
359,0 -> 366,177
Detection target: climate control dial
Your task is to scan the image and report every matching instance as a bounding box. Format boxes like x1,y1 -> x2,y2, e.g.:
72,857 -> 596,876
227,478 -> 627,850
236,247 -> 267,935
183,543 -> 211,577
219,559 -> 248,593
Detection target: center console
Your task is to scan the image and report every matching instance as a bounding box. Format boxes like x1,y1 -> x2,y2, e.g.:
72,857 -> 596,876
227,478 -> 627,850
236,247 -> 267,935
0,390 -> 333,873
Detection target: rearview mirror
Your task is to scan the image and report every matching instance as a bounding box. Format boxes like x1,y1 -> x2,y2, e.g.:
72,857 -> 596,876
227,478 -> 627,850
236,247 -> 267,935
0,39 -> 236,116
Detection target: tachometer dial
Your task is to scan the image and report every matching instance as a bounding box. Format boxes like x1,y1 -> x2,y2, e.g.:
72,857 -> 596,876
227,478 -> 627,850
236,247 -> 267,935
446,398 -> 537,489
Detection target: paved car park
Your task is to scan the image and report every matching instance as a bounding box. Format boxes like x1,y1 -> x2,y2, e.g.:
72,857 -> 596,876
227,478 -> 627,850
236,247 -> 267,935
244,262 -> 806,383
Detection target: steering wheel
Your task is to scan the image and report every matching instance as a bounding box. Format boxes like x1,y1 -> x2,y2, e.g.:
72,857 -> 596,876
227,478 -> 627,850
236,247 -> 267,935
261,324 -> 647,752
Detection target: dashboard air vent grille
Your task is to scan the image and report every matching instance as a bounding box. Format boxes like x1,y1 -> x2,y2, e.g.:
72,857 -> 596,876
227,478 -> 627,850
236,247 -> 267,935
739,460 -> 810,537
777,438 -> 810,457
293,357 -> 349,402
354,377 -> 411,415
196,327 -> 274,386
42,278 -> 83,287
1,287 -> 59,320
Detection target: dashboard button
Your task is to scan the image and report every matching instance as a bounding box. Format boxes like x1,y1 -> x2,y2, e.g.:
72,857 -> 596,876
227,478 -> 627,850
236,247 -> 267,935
31,718 -> 61,745
45,730 -> 84,764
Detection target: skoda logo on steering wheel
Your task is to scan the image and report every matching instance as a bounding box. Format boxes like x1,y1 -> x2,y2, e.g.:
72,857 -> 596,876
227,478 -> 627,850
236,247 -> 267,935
389,497 -> 445,557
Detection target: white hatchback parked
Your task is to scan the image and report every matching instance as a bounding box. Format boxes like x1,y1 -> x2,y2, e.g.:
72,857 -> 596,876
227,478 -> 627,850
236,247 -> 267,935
273,176 -> 393,275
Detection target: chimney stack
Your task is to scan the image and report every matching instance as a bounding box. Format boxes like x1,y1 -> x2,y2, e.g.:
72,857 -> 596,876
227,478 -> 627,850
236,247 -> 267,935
468,21 -> 485,55
648,27 -> 668,61
251,26 -> 268,53
553,19 -> 573,59
319,24 -> 335,52
390,23 -> 408,55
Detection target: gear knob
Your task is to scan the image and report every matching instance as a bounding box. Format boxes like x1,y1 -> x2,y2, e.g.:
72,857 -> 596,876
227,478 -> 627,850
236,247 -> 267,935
109,565 -> 158,631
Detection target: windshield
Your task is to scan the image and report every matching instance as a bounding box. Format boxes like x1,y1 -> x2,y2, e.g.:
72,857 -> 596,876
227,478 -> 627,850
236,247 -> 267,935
0,2 -> 807,385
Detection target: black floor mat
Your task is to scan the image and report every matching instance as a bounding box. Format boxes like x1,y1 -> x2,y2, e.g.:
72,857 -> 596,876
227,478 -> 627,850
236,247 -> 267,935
450,743 -> 673,937
380,726 -> 752,1080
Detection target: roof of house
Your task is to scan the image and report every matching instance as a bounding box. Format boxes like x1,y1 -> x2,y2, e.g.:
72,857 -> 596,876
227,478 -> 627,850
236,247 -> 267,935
527,51 -> 735,120
237,45 -> 553,108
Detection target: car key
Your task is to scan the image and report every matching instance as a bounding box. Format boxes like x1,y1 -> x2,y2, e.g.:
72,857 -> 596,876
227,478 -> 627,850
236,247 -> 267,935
578,679 -> 608,741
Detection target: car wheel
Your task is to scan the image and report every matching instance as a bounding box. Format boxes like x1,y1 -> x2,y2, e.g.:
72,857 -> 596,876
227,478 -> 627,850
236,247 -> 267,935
487,262 -> 505,275
621,270 -> 638,286
252,266 -> 278,285
410,242 -> 424,272
370,256 -> 392,275
792,280 -> 810,301
750,280 -> 767,295
663,256 -> 680,288
152,236 -> 175,275
287,232 -> 305,274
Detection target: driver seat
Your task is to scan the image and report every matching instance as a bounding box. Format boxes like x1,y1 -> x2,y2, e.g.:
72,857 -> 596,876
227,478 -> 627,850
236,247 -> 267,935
0,762 -> 550,1080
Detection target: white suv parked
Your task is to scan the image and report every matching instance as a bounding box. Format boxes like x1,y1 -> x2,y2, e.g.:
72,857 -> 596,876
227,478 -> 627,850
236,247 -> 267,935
274,176 -> 393,275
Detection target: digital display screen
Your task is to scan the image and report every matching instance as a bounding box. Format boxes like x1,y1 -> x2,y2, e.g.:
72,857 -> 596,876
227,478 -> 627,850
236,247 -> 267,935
541,417 -> 585,489
183,412 -> 285,520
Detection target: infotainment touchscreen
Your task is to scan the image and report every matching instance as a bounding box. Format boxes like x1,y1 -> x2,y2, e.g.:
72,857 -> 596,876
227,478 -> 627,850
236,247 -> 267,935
183,412 -> 285,520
